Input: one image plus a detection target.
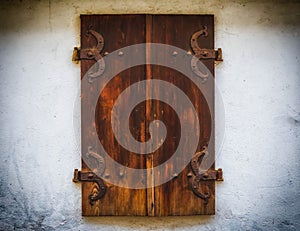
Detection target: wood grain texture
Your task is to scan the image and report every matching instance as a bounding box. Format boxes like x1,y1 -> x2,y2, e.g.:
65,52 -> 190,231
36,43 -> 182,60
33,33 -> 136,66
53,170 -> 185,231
151,15 -> 215,216
80,14 -> 215,216
81,15 -> 147,216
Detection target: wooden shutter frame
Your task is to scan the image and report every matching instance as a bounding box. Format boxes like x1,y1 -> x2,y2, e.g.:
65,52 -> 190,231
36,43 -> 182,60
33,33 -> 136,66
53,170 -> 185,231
73,14 -> 223,216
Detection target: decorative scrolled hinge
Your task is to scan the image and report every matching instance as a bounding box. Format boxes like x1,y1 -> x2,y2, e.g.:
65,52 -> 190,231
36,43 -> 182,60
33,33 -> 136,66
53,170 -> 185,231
72,28 -> 105,80
190,26 -> 223,79
73,146 -> 107,206
73,169 -> 107,205
188,146 -> 223,204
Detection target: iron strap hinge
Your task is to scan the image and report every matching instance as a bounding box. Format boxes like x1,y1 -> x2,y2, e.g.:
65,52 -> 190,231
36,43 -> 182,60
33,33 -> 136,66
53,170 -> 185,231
189,26 -> 223,79
188,147 -> 223,204
72,29 -> 105,79
73,169 -> 107,206
190,26 -> 223,62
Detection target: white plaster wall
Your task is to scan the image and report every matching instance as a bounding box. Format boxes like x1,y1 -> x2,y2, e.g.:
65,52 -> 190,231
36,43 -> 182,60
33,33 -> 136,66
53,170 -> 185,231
0,0 -> 299,230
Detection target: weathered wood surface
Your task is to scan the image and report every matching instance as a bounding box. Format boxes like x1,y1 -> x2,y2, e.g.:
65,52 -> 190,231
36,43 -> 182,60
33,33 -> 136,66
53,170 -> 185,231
80,14 -> 215,216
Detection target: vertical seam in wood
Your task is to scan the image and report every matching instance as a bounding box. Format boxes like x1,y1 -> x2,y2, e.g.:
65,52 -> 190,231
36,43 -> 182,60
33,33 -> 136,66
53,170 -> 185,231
145,14 -> 155,217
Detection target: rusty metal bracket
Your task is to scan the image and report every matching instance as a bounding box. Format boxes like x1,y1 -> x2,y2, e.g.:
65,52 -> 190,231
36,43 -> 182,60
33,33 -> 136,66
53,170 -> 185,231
73,169 -> 107,205
190,26 -> 223,79
188,146 -> 223,204
72,29 -> 105,79
73,146 -> 107,206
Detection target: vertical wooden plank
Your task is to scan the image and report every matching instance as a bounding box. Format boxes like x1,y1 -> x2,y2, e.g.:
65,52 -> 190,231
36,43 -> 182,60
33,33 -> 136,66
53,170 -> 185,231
151,15 -> 215,215
81,15 -> 147,216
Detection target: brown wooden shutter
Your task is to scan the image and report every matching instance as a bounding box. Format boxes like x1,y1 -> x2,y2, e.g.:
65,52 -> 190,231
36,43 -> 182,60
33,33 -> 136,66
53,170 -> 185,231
150,15 -> 215,216
74,14 -> 222,216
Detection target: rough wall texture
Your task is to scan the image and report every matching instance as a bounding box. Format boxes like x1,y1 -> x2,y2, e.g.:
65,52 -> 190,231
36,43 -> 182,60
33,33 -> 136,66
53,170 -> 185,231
0,0 -> 299,230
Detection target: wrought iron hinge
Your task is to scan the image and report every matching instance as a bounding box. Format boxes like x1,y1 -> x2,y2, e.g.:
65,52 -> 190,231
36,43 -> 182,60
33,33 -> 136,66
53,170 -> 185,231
72,29 -> 105,79
190,26 -> 223,79
73,169 -> 107,206
188,146 -> 223,204
73,146 -> 107,205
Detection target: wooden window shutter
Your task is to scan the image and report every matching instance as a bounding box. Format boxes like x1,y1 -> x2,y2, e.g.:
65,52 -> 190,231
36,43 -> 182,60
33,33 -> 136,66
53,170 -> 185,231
73,14 -> 223,216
